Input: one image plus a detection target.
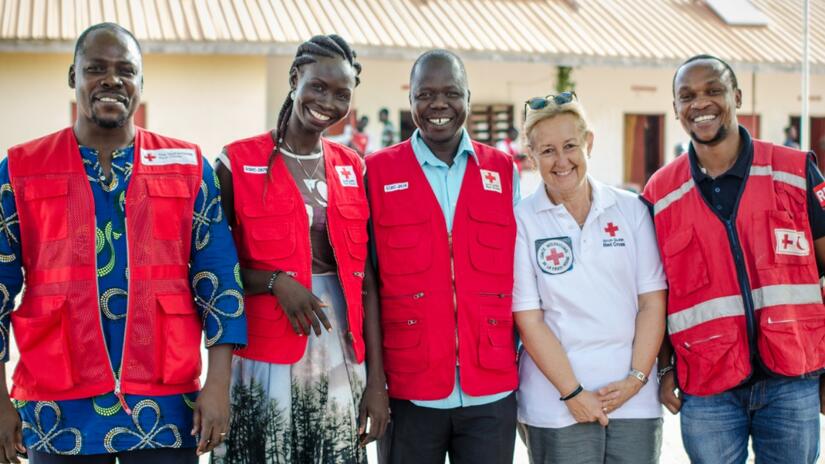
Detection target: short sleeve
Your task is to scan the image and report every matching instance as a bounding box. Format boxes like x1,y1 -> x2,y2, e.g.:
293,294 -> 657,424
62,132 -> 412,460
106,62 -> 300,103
632,200 -> 668,295
513,205 -> 541,312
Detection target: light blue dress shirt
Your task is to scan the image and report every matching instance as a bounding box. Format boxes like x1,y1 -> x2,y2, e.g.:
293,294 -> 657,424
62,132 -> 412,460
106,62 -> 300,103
410,129 -> 520,409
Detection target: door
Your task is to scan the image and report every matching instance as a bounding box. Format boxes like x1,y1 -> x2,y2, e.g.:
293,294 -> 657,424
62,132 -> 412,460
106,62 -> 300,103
624,114 -> 664,189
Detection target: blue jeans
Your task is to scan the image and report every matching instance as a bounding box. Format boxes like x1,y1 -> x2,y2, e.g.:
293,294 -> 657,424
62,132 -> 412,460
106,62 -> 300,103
680,377 -> 821,464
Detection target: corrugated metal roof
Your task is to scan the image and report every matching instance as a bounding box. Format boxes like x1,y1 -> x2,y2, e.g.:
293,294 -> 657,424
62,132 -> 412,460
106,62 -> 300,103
0,0 -> 822,71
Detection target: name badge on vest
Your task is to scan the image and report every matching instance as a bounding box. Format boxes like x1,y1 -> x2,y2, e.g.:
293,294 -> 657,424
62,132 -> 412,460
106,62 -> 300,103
384,182 -> 409,193
775,228 -> 810,256
536,237 -> 574,275
243,165 -> 268,174
335,166 -> 358,188
480,169 -> 502,193
140,148 -> 198,166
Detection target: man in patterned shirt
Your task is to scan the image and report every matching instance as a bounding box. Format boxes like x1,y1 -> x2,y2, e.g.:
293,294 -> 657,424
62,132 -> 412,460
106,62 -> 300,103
0,23 -> 246,464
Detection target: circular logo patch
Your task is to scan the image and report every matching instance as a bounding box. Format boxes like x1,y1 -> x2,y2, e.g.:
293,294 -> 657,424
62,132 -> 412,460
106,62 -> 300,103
536,238 -> 574,275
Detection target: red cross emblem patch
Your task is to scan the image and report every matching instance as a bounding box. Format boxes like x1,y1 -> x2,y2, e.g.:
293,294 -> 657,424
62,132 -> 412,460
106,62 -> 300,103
335,165 -> 358,188
774,228 -> 810,256
536,237 -> 574,275
480,169 -> 502,193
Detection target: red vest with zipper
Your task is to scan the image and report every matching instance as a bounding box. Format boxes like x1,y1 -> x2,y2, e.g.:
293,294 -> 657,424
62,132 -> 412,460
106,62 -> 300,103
643,140 -> 825,396
8,127 -> 202,401
226,134 -> 368,364
366,140 -> 518,400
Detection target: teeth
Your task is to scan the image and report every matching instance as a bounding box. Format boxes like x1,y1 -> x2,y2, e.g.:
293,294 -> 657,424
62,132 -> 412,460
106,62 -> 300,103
428,118 -> 451,126
694,114 -> 716,123
309,109 -> 331,121
99,97 -> 121,103
553,169 -> 573,177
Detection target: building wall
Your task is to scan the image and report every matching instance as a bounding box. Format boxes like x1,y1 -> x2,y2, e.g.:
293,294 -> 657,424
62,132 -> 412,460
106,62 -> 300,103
2,52 -> 824,187
0,53 -> 267,159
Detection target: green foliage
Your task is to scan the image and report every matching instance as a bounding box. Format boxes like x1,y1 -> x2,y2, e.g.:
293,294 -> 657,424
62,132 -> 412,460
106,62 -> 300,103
556,66 -> 576,93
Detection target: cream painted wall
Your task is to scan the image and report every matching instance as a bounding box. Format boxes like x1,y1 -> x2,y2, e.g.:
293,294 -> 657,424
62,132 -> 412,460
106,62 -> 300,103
2,52 -> 823,187
0,53 -> 267,159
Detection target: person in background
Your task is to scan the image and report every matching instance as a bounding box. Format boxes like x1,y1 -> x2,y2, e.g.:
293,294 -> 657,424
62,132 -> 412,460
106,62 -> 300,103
783,125 -> 800,149
0,22 -> 246,464
513,92 -> 666,464
213,34 -> 389,464
644,54 -> 825,463
379,108 -> 396,148
351,115 -> 370,155
369,49 -> 520,464
497,126 -> 524,174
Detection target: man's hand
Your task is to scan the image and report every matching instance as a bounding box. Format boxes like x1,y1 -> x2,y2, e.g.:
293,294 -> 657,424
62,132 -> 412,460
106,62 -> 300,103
0,399 -> 23,464
659,370 -> 682,414
597,376 -> 644,414
358,383 -> 390,447
272,274 -> 331,336
564,390 -> 609,426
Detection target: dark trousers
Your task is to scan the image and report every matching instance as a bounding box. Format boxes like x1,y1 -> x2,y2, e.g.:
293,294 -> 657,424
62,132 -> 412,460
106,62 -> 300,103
27,448 -> 198,464
378,393 -> 517,464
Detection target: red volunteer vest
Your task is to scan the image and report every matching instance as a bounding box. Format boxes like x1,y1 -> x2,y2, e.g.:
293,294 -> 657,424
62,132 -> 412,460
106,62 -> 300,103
366,140 -> 518,400
8,127 -> 202,402
226,134 -> 368,364
643,140 -> 825,396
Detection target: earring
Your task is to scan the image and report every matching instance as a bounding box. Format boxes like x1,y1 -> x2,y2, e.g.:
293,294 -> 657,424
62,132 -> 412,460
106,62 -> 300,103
290,90 -> 296,100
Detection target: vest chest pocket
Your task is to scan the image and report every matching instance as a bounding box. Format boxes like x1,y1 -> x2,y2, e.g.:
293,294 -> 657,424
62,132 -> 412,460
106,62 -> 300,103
753,210 -> 814,269
156,293 -> 201,385
242,201 -> 297,261
378,211 -> 432,275
336,202 -> 369,262
21,178 -> 69,242
467,204 -> 513,275
662,226 -> 709,297
11,295 -> 74,391
145,178 -> 192,241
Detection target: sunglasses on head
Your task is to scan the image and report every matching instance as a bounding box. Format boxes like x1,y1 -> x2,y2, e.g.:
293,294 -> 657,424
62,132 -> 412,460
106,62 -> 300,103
523,92 -> 577,119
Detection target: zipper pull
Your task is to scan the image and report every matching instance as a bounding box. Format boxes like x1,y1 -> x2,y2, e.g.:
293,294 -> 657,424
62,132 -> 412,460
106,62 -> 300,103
353,271 -> 365,278
115,379 -> 132,416
413,292 -> 424,299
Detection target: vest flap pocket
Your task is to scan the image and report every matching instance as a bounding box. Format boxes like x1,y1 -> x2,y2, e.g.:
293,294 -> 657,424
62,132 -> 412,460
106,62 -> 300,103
145,177 -> 191,198
250,223 -> 291,241
672,328 -> 748,395
243,200 -> 295,218
22,178 -> 68,200
661,226 -> 709,297
157,293 -> 196,315
468,202 -> 509,225
337,202 -> 369,220
478,315 -> 516,370
382,319 -> 422,349
382,318 -> 428,373
756,210 -> 813,269
11,295 -> 74,391
759,305 -> 825,375
379,209 -> 427,227
386,226 -> 423,249
662,227 -> 694,257
347,225 -> 369,244
476,229 -> 509,249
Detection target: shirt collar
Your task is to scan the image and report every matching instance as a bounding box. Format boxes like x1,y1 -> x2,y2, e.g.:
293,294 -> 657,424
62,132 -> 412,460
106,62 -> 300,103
411,128 -> 478,167
531,175 -> 615,214
688,125 -> 753,182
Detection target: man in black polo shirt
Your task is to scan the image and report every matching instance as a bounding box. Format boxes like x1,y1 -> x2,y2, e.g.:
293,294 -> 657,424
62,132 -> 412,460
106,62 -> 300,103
642,55 -> 825,463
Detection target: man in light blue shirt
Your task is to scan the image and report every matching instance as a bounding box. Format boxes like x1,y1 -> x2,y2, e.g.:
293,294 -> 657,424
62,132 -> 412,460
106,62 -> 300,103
373,49 -> 519,464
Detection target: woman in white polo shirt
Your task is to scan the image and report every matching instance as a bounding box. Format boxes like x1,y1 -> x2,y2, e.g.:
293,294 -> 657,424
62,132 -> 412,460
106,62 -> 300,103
512,93 -> 667,464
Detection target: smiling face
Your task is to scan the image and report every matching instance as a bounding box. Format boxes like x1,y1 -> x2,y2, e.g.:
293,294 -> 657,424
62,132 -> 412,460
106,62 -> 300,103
409,56 -> 469,149
289,56 -> 356,135
70,28 -> 142,130
528,113 -> 593,201
673,59 -> 741,146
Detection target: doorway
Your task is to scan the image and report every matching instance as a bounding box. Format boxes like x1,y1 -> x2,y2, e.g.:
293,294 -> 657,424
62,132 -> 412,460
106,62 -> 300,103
624,114 -> 664,189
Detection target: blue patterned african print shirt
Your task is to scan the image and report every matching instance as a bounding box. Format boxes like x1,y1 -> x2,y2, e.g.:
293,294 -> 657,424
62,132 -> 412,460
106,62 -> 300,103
0,145 -> 246,455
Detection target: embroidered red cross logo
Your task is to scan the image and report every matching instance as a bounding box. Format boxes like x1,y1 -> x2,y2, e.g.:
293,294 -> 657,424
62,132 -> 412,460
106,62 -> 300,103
144,153 -> 156,162
546,248 -> 565,266
782,234 -> 795,249
604,222 -> 619,237
340,168 -> 352,180
484,171 -> 497,183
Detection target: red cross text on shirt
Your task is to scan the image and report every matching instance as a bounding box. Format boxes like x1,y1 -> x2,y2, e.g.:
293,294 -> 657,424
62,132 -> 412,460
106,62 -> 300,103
604,222 -> 619,237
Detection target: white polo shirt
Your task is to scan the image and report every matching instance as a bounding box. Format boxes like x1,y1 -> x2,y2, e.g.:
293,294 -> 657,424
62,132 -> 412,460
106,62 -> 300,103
513,176 -> 667,429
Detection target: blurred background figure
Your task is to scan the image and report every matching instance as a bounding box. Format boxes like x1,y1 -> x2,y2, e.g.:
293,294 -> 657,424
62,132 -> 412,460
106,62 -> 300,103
379,107 -> 396,148
783,125 -> 800,149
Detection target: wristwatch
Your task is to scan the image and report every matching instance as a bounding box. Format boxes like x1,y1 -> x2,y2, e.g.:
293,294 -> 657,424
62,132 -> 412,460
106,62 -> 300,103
629,368 -> 649,385
657,365 -> 674,382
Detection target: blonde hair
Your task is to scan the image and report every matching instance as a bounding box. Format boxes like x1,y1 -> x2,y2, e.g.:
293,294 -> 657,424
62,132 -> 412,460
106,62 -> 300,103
523,97 -> 590,147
